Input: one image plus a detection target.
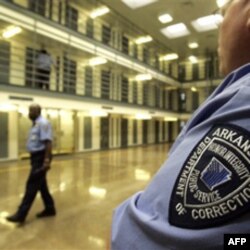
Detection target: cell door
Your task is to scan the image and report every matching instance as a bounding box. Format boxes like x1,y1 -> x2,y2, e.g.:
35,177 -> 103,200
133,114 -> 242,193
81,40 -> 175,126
18,112 -> 30,157
121,118 -> 128,148
155,120 -> 160,143
84,117 -> 92,149
143,120 -> 148,144
0,112 -> 8,158
100,117 -> 109,149
0,41 -> 10,84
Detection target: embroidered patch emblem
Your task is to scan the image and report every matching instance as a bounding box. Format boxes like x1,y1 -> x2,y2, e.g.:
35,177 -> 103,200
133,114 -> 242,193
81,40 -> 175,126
169,124 -> 250,229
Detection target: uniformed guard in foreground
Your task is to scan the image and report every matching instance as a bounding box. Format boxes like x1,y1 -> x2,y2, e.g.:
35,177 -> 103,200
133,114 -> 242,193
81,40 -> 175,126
7,104 -> 56,223
112,0 -> 250,249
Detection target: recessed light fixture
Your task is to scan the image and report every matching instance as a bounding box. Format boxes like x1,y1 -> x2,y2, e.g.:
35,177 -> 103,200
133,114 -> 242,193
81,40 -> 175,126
2,26 -> 22,38
191,87 -> 197,92
188,42 -> 199,49
191,14 -> 223,32
135,114 -> 152,120
90,6 -> 110,18
161,23 -> 190,39
160,53 -> 179,61
189,55 -> 198,64
121,0 -> 158,9
158,13 -> 173,24
135,35 -> 153,44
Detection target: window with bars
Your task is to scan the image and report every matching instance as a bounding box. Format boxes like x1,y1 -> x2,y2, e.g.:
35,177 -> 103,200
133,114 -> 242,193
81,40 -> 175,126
63,57 -> 77,94
85,66 -> 93,97
102,25 -> 111,45
0,41 -> 10,84
121,75 -> 128,102
122,35 -> 129,54
101,70 -> 110,99
86,18 -> 94,38
28,0 -> 46,16
65,5 -> 78,31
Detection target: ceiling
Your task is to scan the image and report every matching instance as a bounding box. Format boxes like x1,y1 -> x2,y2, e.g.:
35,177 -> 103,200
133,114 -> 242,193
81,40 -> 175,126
101,0 -> 220,60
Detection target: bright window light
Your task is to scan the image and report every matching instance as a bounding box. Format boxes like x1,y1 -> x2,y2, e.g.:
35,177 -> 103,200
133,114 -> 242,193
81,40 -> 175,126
89,110 -> 108,117
188,42 -> 199,49
160,53 -> 179,61
2,26 -> 22,38
161,23 -> 190,39
121,0 -> 158,9
90,6 -> 110,18
135,74 -> 152,81
158,13 -> 173,24
191,15 -> 223,32
89,57 -> 107,66
135,35 -> 153,44
189,55 -> 198,63
135,114 -> 152,120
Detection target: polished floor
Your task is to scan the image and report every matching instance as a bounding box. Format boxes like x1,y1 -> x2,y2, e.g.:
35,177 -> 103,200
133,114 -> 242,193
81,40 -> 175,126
0,144 -> 170,250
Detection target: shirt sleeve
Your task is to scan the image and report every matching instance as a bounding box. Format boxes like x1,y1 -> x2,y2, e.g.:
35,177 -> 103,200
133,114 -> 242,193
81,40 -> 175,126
39,120 -> 52,142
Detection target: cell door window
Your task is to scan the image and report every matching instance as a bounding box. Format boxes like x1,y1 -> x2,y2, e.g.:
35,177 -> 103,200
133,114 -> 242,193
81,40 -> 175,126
0,41 -> 10,84
155,120 -> 160,143
192,63 -> 199,81
102,25 -> 111,45
101,70 -> 110,99
29,0 -> 46,16
132,81 -> 138,104
63,57 -> 76,94
66,5 -> 78,31
192,91 -> 199,111
121,76 -> 128,103
143,48 -> 149,64
143,83 -> 149,106
85,66 -> 93,97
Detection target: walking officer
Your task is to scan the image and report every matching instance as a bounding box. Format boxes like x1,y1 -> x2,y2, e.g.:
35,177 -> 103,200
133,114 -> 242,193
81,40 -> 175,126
7,103 -> 56,223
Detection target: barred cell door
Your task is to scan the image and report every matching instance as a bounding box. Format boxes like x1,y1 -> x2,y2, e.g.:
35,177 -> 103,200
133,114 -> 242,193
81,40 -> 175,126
100,117 -> 109,149
0,112 -> 8,158
0,41 -> 10,84
121,118 -> 128,148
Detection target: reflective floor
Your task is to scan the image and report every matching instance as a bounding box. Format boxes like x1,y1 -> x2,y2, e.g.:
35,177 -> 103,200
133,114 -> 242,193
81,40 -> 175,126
0,144 -> 170,250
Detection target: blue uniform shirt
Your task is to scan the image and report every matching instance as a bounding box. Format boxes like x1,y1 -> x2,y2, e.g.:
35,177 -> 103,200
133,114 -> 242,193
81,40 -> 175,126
26,116 -> 52,153
112,63 -> 250,250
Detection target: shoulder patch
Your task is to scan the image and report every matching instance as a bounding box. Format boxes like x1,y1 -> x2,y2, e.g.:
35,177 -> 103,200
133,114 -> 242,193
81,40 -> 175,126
169,124 -> 250,229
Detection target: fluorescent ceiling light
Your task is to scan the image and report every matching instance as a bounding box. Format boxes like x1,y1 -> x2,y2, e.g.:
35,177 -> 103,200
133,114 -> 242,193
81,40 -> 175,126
191,87 -> 197,92
135,74 -> 152,81
2,25 -> 22,38
189,55 -> 198,63
90,6 -> 110,18
164,117 -> 178,121
188,42 -> 199,49
89,110 -> 108,117
161,23 -> 190,39
89,57 -> 107,66
191,15 -> 223,32
158,13 -> 173,24
121,0 -> 158,9
216,0 -> 230,8
135,35 -> 153,44
135,114 -> 152,120
160,53 -> 179,61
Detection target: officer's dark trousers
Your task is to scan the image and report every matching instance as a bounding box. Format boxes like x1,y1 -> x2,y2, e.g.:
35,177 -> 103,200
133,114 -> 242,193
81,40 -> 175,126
17,150 -> 55,218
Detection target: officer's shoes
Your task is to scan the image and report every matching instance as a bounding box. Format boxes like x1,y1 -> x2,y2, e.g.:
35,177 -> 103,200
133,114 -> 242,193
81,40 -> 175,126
6,213 -> 25,223
36,209 -> 56,218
